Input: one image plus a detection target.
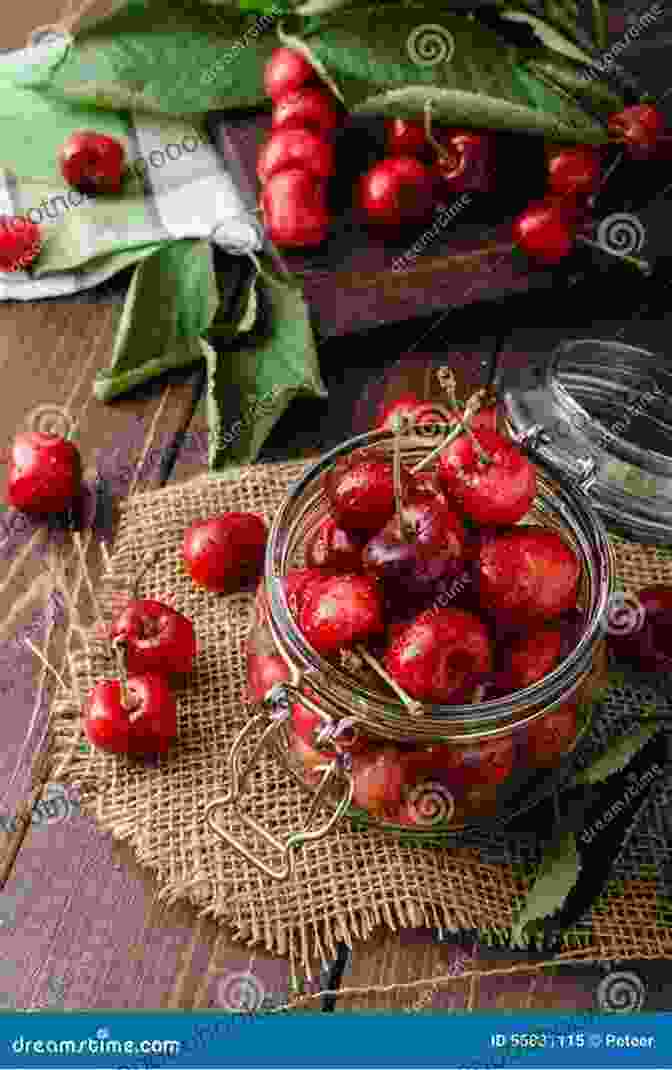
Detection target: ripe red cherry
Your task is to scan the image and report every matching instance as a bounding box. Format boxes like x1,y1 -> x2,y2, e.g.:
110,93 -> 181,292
384,607 -> 492,704
402,734 -> 513,791
109,599 -> 196,675
385,119 -> 431,160
282,567 -> 326,618
305,514 -> 364,572
607,585 -> 672,673
513,199 -> 574,265
0,216 -> 42,272
434,129 -> 496,195
247,650 -> 290,703
351,745 -> 405,818
298,572 -> 384,655
83,672 -> 177,757
257,128 -> 335,186
326,449 -> 411,535
475,526 -> 580,628
6,431 -> 81,514
437,427 -> 537,527
358,157 -> 436,230
376,392 -> 424,431
524,698 -> 577,768
272,88 -> 341,137
547,146 -> 601,198
58,131 -> 125,195
182,512 -> 267,593
264,48 -> 317,102
608,104 -> 666,160
262,168 -> 330,248
495,626 -> 563,696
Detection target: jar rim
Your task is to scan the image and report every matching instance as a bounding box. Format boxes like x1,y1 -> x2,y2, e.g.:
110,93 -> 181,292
264,427 -> 613,732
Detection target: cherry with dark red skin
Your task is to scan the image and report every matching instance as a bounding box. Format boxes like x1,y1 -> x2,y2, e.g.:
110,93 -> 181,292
358,156 -> 436,230
58,131 -> 126,195
524,698 -> 578,768
475,526 -> 580,629
547,146 -> 601,199
182,512 -> 267,593
363,494 -> 465,609
608,104 -> 666,160
385,119 -> 432,160
108,599 -> 196,676
298,572 -> 384,655
83,672 -> 177,758
434,129 -> 497,195
272,88 -> 342,137
351,744 -> 405,819
262,168 -> 330,249
513,199 -> 575,265
438,427 -> 537,527
384,607 -> 492,704
376,392 -> 426,432
257,128 -> 335,186
305,514 -> 364,572
281,567 -> 326,619
264,48 -> 318,102
5,431 -> 82,515
247,649 -> 290,704
492,625 -> 563,697
608,585 -> 672,673
326,448 -> 411,535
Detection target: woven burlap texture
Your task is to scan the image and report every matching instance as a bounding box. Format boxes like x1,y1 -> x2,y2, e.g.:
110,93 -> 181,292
50,461 -> 672,974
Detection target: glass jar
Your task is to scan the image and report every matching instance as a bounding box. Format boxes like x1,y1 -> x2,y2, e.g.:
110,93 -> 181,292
240,424 -> 613,848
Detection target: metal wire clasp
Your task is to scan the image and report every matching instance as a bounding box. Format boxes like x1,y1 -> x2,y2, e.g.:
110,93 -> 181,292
204,683 -> 354,881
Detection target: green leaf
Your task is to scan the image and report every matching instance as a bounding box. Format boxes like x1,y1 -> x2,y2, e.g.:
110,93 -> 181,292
499,8 -> 594,65
511,829 -> 581,948
205,254 -> 327,468
44,0 -> 281,116
571,722 -> 662,788
93,239 -> 219,400
287,4 -> 610,141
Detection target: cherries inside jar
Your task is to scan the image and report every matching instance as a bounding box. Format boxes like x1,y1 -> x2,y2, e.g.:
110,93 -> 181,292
245,427 -> 612,835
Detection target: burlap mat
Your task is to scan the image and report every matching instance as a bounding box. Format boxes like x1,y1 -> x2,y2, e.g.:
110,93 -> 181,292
49,460 -> 672,984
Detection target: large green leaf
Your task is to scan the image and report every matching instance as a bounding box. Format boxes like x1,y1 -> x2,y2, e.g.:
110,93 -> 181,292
93,239 -> 219,400
510,830 -> 582,948
43,0 -> 280,116
205,255 -> 327,468
282,4 -> 611,141
571,721 -> 661,787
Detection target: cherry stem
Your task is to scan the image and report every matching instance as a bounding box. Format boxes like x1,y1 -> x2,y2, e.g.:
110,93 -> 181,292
576,234 -> 652,275
423,99 -> 451,162
438,367 -> 493,466
24,637 -> 70,694
354,645 -> 423,717
592,148 -> 624,204
393,416 -> 412,542
112,637 -> 130,710
410,390 -> 484,475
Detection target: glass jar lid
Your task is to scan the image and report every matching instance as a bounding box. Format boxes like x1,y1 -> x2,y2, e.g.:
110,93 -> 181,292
501,338 -> 672,544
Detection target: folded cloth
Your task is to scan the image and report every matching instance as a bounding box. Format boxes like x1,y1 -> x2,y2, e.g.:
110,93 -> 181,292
0,30 -> 262,301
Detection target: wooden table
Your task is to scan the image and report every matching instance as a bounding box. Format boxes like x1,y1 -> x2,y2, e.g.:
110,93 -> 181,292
1,0 -> 672,1015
